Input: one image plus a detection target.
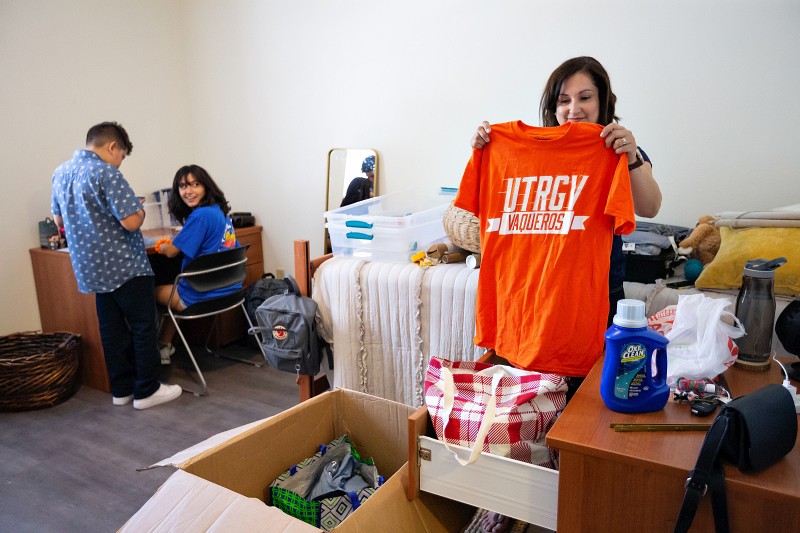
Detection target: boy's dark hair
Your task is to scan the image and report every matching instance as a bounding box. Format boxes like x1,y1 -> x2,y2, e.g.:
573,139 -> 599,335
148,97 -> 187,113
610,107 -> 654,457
168,164 -> 231,224
86,122 -> 133,155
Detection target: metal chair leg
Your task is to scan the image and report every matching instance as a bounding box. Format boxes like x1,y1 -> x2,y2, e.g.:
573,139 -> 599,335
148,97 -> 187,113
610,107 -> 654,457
207,304 -> 268,367
170,315 -> 209,396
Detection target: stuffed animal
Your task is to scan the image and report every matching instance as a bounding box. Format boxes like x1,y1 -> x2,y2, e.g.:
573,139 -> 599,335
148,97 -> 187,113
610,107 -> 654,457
677,215 -> 721,265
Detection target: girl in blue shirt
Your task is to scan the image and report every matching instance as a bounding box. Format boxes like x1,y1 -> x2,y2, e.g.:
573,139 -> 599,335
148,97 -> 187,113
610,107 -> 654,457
154,165 -> 240,363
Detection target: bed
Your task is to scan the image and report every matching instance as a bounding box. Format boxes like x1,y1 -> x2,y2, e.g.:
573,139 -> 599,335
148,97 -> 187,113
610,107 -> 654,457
302,247 -> 483,407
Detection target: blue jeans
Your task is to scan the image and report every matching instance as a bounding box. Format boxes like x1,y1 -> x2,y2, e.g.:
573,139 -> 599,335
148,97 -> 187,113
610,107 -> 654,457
95,276 -> 161,399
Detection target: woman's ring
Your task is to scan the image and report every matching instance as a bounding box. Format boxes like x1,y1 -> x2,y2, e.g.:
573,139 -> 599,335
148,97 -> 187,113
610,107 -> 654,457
621,137 -> 627,146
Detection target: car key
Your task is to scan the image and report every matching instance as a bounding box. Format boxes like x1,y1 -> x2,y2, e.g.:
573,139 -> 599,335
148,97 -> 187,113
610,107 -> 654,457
690,400 -> 718,417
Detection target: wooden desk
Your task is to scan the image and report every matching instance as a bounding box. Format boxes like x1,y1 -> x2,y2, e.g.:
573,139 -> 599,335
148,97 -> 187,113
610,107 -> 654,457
546,357 -> 800,532
29,226 -> 264,393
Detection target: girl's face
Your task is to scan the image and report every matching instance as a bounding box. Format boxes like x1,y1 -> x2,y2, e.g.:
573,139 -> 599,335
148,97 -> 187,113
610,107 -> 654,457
554,72 -> 601,125
178,172 -> 206,208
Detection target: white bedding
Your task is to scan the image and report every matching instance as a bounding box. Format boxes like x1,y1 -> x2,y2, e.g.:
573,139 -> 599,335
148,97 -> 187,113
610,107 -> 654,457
312,257 -> 483,407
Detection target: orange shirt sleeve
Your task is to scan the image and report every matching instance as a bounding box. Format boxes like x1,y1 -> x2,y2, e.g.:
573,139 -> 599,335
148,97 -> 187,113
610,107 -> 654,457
606,153 -> 636,236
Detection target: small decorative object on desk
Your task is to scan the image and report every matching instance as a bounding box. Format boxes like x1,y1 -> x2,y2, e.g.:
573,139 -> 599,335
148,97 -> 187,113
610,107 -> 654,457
0,331 -> 81,412
38,217 -> 60,249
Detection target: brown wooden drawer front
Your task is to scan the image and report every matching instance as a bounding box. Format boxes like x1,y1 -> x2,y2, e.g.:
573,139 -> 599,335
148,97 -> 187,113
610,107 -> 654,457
235,226 -> 263,287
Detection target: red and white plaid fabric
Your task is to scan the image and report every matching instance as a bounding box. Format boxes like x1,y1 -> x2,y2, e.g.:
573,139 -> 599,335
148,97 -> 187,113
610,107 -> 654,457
424,357 -> 567,469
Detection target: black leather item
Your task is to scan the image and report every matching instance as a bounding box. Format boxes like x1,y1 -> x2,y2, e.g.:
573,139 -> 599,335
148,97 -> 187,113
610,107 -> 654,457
776,299 -> 800,356
719,384 -> 797,471
231,212 -> 255,228
675,384 -> 797,533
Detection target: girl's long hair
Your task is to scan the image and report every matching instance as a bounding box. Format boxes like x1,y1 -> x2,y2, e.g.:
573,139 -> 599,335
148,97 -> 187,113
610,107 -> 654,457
168,165 -> 231,224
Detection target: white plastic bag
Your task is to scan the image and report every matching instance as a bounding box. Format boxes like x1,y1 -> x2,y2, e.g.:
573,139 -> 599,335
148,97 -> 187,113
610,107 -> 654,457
664,293 -> 746,387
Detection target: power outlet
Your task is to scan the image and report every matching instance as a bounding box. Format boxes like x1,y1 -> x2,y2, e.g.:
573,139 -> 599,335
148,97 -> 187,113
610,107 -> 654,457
276,268 -> 285,279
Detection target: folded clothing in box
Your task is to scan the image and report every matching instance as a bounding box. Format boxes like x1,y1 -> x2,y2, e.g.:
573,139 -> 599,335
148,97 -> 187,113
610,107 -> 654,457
270,435 -> 383,531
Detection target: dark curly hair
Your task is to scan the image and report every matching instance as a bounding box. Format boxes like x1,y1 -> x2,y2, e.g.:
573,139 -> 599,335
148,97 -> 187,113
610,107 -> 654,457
539,56 -> 619,127
168,165 -> 231,224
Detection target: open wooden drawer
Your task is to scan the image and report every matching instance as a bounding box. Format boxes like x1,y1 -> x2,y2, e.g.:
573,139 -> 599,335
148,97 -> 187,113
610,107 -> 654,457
406,405 -> 560,530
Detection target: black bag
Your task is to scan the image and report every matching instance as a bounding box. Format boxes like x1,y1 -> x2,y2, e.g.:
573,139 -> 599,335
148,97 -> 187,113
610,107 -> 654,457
776,299 -> 800,357
248,275 -> 331,375
623,222 -> 691,283
244,274 -> 292,325
39,217 -> 60,249
675,384 -> 797,532
231,212 -> 255,228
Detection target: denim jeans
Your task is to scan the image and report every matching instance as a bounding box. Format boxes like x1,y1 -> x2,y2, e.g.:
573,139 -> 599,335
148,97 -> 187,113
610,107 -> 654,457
95,276 -> 161,399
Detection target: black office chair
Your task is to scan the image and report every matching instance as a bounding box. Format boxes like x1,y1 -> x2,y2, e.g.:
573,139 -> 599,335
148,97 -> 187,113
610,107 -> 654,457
162,245 -> 266,395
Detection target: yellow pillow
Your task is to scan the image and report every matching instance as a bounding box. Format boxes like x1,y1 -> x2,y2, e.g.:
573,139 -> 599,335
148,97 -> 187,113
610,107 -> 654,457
694,227 -> 800,296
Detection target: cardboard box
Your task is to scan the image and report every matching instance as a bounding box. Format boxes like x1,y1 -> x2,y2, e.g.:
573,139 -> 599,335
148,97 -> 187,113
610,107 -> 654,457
121,389 -> 474,532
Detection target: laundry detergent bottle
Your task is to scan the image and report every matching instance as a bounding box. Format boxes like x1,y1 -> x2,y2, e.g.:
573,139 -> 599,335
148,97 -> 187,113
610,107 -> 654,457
600,299 -> 670,413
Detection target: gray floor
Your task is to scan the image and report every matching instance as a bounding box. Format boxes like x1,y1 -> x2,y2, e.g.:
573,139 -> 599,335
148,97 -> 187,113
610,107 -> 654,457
0,341 -> 299,532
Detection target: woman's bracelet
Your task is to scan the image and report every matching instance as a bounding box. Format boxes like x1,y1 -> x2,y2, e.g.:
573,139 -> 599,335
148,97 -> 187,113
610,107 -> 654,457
628,151 -> 644,171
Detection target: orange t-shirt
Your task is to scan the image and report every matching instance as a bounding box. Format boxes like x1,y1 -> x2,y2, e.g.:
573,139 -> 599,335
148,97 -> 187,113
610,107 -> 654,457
455,121 -> 635,376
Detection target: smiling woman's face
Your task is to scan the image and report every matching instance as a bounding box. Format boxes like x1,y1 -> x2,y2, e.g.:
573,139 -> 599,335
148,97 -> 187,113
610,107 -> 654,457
554,72 -> 601,125
178,173 -> 206,208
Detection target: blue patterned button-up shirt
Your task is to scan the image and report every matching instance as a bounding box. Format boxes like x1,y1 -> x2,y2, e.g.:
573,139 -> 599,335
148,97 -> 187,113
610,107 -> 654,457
51,149 -> 153,294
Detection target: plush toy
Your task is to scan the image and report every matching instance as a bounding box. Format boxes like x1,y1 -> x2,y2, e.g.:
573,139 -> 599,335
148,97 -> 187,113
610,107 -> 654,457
677,215 -> 721,265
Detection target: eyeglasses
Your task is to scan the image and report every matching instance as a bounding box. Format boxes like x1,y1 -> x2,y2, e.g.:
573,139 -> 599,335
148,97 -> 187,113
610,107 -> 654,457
178,181 -> 202,190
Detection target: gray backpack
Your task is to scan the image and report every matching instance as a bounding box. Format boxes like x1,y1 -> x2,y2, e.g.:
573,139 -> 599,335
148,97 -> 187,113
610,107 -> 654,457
249,276 -> 328,375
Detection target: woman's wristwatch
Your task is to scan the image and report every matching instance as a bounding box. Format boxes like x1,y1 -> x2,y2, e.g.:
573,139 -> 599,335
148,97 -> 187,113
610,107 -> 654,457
628,150 -> 644,171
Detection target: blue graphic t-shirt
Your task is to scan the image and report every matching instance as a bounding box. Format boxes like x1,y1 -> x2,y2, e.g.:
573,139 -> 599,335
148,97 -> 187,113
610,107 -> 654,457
51,150 -> 153,294
171,205 -> 240,306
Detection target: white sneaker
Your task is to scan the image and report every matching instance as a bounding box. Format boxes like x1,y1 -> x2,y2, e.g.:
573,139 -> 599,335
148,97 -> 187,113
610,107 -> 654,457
160,343 -> 176,365
112,394 -> 134,406
133,383 -> 182,410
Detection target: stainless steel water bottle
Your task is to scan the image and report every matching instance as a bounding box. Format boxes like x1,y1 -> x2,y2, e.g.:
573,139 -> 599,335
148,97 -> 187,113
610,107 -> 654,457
734,257 -> 786,369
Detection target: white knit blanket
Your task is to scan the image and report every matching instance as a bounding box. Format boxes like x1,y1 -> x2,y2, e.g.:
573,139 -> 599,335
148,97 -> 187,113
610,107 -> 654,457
312,258 -> 483,407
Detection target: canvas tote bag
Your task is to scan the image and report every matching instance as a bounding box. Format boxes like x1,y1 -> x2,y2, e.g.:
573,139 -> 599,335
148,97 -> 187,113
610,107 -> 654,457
424,357 -> 568,468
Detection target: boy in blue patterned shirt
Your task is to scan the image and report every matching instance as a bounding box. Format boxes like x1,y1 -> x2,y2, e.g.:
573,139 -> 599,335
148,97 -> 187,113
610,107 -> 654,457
51,122 -> 181,409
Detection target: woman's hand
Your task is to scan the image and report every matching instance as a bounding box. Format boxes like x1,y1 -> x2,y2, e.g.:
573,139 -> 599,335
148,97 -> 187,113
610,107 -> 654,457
600,123 -> 638,160
601,123 -> 662,217
471,121 -> 492,149
154,238 -> 172,254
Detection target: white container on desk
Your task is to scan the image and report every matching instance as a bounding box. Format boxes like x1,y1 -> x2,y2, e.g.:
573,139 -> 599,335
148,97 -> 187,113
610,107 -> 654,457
325,188 -> 455,263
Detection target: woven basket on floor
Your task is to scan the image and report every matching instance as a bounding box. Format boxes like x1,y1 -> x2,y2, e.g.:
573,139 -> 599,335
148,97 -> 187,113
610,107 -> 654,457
0,331 -> 81,412
443,202 -> 481,254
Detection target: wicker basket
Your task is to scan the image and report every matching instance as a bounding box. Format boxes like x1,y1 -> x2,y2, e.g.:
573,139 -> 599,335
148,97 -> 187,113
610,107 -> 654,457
0,331 -> 81,412
443,202 -> 481,254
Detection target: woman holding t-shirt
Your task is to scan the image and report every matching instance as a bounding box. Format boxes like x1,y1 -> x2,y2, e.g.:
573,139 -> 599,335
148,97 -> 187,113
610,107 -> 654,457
471,57 -> 661,326
469,56 -> 662,533
154,165 -> 240,364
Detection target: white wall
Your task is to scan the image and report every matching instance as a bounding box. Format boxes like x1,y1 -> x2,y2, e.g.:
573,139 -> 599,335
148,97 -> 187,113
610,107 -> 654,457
2,0 -> 798,334
0,0 -> 193,333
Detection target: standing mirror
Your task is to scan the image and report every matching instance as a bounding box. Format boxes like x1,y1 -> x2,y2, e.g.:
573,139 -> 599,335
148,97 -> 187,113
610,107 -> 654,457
325,148 -> 379,253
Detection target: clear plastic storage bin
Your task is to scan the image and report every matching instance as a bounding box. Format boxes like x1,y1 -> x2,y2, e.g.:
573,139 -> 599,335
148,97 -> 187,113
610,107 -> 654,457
325,189 -> 455,263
